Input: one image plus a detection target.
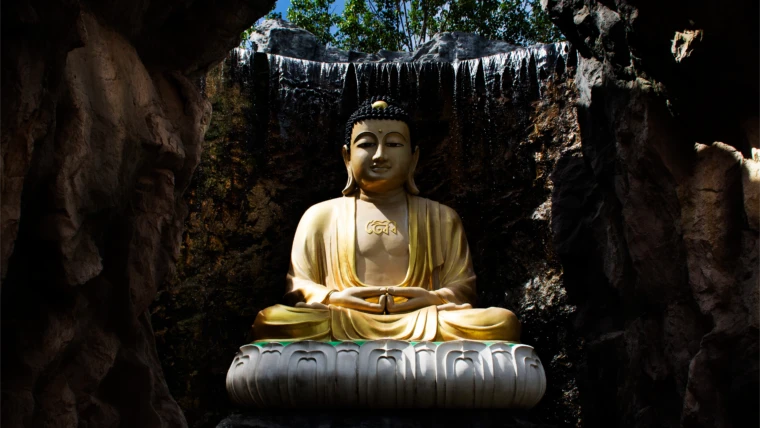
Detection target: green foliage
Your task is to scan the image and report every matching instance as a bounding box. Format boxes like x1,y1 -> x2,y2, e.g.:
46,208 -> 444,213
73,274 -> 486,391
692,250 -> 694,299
335,0 -> 407,51
526,1 -> 564,43
240,0 -> 563,51
432,0 -> 565,46
280,0 -> 562,51
424,0 -> 562,45
241,26 -> 255,45
287,0 -> 341,46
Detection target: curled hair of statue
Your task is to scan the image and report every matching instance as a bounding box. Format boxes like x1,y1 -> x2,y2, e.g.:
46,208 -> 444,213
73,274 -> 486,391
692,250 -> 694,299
344,96 -> 414,151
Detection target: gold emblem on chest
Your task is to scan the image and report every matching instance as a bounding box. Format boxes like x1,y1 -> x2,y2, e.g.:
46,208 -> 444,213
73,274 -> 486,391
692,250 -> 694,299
365,220 -> 398,235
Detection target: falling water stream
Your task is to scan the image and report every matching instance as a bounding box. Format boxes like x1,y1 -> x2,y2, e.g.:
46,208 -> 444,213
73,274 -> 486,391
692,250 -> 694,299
262,42 -> 570,108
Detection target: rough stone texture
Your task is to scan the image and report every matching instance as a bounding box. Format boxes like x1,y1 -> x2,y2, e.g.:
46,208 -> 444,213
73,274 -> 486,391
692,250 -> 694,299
543,0 -> 759,427
742,154 -> 760,231
153,27 -> 582,427
249,18 -> 522,63
1,0 -> 274,427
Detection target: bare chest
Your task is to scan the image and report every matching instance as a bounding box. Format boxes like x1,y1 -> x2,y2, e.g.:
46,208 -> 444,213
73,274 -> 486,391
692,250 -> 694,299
355,200 -> 409,272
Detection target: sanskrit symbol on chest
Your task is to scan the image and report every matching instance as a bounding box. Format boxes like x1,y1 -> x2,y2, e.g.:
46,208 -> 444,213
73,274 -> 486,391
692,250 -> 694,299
365,220 -> 398,235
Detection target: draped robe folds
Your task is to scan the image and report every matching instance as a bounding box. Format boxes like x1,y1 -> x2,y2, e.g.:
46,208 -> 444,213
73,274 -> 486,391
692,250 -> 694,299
252,194 -> 520,342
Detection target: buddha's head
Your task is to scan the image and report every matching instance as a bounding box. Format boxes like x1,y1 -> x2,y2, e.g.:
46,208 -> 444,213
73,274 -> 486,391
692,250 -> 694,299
342,97 -> 420,195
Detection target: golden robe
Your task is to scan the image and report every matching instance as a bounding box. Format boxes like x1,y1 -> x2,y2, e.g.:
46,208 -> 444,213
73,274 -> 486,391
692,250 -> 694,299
252,194 -> 520,342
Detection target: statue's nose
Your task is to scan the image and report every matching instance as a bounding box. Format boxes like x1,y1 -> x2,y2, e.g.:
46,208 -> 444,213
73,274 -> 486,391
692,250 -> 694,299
372,143 -> 387,161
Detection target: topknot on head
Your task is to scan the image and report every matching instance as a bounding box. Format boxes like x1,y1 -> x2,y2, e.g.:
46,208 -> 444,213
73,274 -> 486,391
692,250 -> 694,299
345,96 -> 413,150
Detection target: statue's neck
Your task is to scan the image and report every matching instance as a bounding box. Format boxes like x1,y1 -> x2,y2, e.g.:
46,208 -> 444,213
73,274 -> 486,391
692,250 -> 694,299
358,187 -> 407,206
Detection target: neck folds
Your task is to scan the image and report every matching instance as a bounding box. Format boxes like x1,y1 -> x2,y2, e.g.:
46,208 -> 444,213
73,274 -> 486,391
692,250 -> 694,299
358,188 -> 407,205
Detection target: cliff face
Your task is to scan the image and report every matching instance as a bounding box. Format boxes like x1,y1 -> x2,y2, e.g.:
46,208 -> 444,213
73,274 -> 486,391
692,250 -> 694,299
1,1 -> 273,427
3,1 -> 756,427
544,0 -> 759,426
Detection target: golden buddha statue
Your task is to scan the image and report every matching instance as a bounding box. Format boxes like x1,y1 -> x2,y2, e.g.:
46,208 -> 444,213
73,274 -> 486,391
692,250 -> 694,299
252,98 -> 521,342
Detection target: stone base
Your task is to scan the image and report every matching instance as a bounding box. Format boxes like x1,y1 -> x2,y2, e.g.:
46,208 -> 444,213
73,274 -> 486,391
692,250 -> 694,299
216,410 -> 558,428
226,340 -> 546,408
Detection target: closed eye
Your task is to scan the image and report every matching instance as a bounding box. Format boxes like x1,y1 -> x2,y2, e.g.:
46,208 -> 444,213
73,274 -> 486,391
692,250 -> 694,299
384,132 -> 407,147
357,141 -> 377,148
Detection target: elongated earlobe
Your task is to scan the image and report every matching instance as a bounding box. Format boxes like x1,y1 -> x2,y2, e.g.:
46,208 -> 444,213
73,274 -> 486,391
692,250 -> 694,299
405,146 -> 420,195
342,145 -> 358,195
342,169 -> 358,195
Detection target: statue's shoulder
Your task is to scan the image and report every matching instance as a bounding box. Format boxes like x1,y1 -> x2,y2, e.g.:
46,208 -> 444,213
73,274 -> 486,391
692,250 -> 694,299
298,197 -> 345,230
410,195 -> 463,224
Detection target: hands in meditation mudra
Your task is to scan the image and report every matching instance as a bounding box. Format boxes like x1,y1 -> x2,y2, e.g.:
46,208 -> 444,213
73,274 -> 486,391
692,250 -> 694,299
253,97 -> 521,342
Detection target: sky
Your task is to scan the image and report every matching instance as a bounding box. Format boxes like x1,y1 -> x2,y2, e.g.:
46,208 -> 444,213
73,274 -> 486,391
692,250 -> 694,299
271,0 -> 347,19
271,0 -> 291,17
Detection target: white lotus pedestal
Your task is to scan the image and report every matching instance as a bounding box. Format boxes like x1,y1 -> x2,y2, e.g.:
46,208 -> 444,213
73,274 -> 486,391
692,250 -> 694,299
226,340 -> 546,408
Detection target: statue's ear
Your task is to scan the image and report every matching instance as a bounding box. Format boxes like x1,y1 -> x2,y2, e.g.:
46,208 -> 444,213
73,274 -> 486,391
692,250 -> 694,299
342,145 -> 358,195
405,146 -> 420,195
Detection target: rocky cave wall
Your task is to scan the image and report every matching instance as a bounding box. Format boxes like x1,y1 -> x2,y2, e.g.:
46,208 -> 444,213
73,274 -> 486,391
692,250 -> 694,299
544,0 -> 759,427
2,1 -> 757,428
1,1 -> 274,427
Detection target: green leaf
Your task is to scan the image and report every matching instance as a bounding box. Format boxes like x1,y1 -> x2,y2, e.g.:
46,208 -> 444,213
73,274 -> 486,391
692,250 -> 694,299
244,0 -> 564,52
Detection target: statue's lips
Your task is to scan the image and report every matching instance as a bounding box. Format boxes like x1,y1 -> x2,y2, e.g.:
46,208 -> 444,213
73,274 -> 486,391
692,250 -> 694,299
370,166 -> 391,172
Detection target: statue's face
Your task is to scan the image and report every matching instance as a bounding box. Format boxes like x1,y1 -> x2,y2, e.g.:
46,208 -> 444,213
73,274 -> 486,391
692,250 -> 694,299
347,119 -> 414,193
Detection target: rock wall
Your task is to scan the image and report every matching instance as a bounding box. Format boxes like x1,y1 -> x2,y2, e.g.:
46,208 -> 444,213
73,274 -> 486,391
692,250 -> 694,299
1,1 -> 273,427
152,21 -> 583,427
544,0 -> 759,427
4,1 -> 756,427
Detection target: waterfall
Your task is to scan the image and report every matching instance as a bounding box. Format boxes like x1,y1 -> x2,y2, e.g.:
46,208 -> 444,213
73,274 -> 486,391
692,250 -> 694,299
258,42 -> 571,110
210,38 -> 575,201
246,42 -> 571,147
